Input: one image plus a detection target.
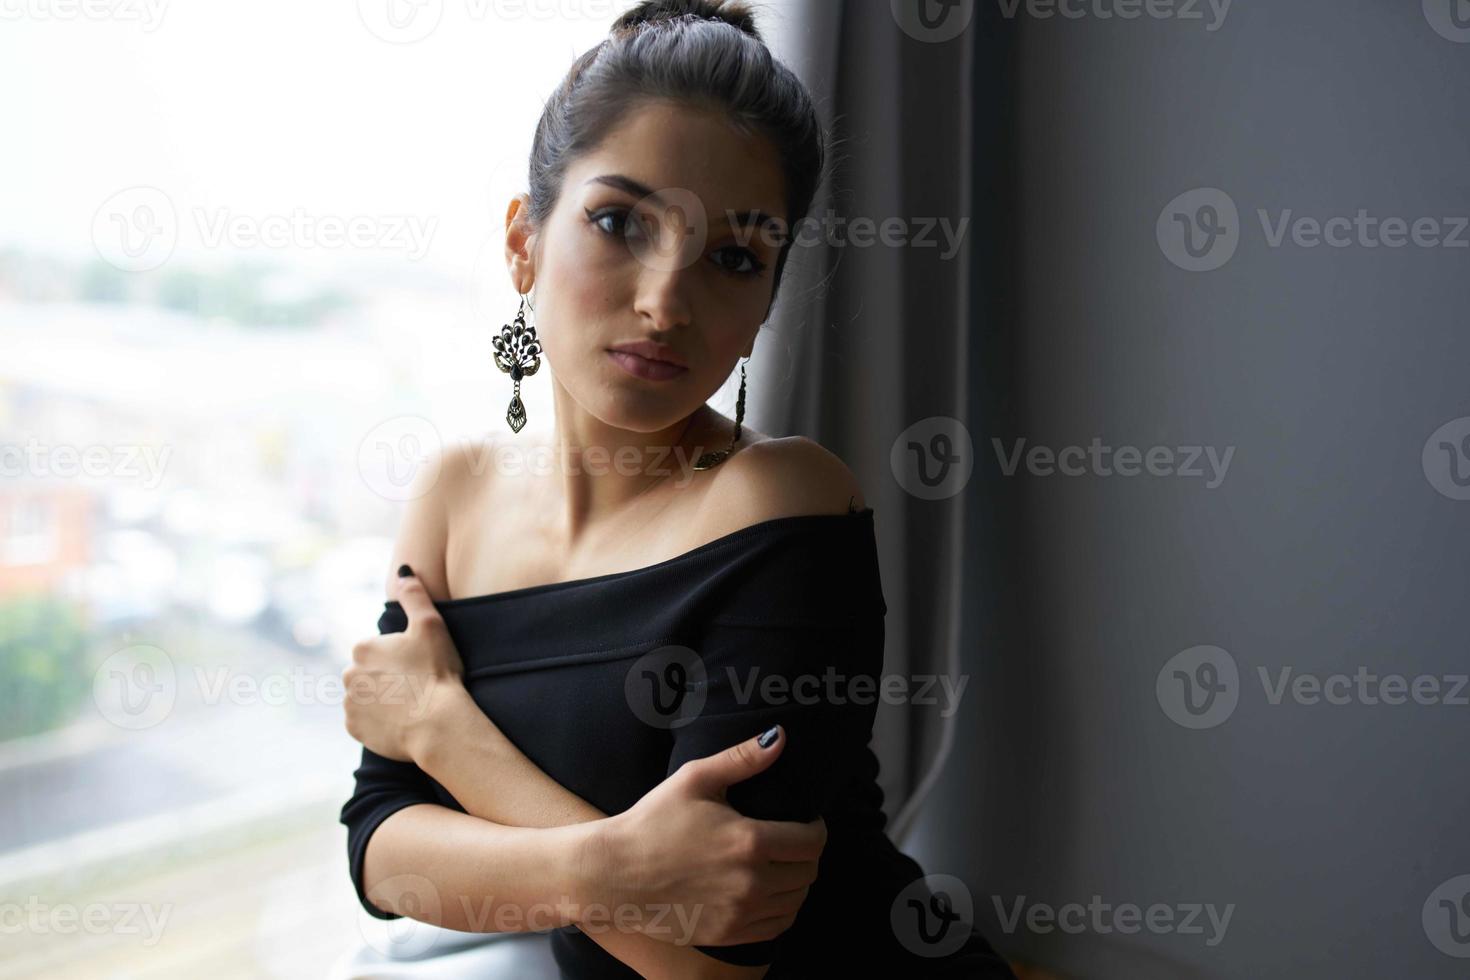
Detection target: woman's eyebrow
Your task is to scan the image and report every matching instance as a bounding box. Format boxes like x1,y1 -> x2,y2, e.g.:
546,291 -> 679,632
584,174 -> 782,238
584,173 -> 662,202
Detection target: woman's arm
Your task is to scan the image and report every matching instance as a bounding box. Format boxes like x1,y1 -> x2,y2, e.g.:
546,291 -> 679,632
360,801 -> 596,933
346,570 -> 814,978
409,685 -> 595,828
409,684 -> 783,980
348,443 -> 809,976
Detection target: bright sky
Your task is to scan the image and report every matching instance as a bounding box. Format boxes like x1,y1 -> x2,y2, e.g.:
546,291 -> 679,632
0,0 -> 644,279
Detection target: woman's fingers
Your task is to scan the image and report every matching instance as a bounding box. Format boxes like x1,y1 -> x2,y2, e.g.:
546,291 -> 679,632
759,858 -> 819,894
761,883 -> 811,916
726,910 -> 801,945
395,571 -> 443,630
679,725 -> 785,800
749,815 -> 827,862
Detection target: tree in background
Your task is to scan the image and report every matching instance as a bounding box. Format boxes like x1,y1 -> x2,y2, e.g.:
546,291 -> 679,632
0,595 -> 90,742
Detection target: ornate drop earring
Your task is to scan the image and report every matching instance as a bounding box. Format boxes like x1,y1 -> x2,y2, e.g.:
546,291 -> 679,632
492,292 -> 541,433
693,357 -> 747,470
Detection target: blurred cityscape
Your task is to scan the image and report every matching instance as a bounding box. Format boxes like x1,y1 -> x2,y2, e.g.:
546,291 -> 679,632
1,2 -> 615,973
0,245 -> 542,978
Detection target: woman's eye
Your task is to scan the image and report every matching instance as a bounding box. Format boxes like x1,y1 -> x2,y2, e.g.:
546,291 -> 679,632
588,208 -> 647,241
711,247 -> 765,277
588,208 -> 765,277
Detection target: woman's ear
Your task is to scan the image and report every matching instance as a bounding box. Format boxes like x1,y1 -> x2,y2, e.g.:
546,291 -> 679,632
504,193 -> 537,290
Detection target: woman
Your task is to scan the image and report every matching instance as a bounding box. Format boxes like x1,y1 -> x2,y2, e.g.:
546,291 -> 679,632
339,2 -> 1013,976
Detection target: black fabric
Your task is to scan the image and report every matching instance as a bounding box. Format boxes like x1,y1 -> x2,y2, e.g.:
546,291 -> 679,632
340,507 -> 1013,978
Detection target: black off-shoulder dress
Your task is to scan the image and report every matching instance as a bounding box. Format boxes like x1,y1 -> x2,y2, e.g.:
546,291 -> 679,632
340,507 -> 1013,978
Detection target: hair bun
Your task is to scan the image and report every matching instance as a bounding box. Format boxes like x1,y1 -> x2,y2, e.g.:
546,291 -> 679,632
611,0 -> 761,41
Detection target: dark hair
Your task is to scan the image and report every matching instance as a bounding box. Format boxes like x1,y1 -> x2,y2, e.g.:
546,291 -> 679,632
526,0 -> 829,311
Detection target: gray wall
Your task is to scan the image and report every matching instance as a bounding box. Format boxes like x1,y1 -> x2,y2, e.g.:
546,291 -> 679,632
908,2 -> 1470,977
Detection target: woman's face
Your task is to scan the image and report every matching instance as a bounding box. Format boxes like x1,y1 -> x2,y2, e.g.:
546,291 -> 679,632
506,100 -> 788,434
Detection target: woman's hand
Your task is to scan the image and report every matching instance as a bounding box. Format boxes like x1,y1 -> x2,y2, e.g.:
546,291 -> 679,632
582,725 -> 827,948
342,567 -> 468,763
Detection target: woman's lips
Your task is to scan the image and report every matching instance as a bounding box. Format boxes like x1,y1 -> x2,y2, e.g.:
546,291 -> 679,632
606,349 -> 688,381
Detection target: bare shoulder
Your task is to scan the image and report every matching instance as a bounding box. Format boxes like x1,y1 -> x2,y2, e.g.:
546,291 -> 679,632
701,435 -> 867,532
381,434 -> 495,603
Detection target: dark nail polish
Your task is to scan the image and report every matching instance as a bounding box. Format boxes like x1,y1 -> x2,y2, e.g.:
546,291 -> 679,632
758,725 -> 779,748
397,564 -> 413,578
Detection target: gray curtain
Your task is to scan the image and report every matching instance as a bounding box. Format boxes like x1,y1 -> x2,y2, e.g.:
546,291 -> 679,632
748,3 -> 1470,978
750,0 -> 979,846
